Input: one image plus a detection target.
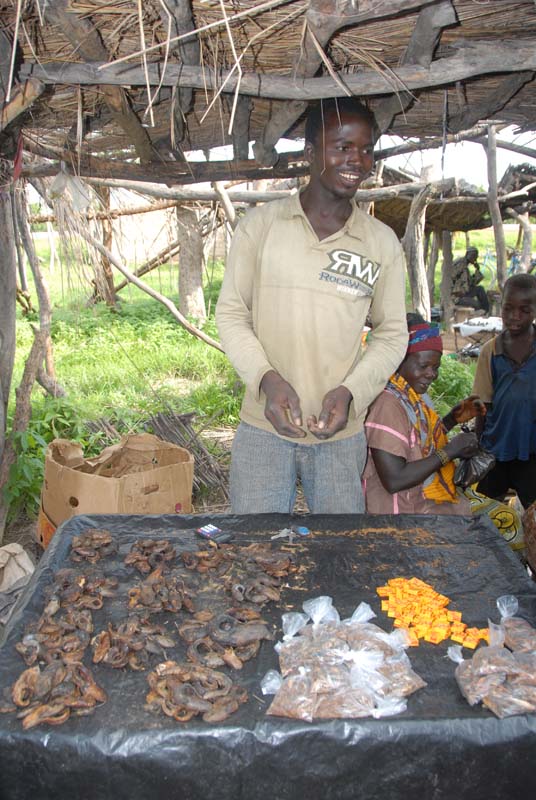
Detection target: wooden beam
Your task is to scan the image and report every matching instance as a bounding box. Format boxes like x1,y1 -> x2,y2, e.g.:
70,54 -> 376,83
231,96 -> 252,162
375,0 -> 457,133
81,176 -> 457,204
472,137 -> 536,161
375,124 -> 503,160
448,72 -> 535,132
485,124 -> 507,287
43,0 -> 155,164
20,39 -> 536,99
251,0 -> 439,164
78,226 -> 223,352
0,78 -> 44,131
158,0 -> 199,149
28,200 -> 180,224
506,206 -> 532,271
21,135 -> 309,183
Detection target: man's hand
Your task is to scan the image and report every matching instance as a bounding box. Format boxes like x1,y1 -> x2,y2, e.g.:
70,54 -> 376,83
260,370 -> 305,438
451,395 -> 487,424
307,386 -> 353,440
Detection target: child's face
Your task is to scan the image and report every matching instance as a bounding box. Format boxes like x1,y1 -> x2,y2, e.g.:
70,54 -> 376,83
501,287 -> 536,336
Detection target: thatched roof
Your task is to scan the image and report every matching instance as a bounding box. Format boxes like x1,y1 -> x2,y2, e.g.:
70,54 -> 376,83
1,0 -> 536,188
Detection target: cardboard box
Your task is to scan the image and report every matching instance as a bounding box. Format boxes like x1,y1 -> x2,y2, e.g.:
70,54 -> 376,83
40,433 -> 194,537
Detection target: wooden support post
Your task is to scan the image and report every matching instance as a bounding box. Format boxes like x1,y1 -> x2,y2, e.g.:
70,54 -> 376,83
176,206 -> 207,324
440,230 -> 454,332
427,231 -> 440,308
93,186 -> 117,306
485,124 -> 507,288
0,185 -> 17,468
13,186 -> 66,397
213,182 -> 237,230
402,169 -> 433,320
506,206 -> 533,272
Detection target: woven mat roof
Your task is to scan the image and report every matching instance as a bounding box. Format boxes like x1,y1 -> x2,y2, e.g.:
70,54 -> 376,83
1,1 -> 535,180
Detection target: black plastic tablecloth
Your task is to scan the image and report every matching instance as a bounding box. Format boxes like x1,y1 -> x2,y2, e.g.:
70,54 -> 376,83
1,512 -> 536,800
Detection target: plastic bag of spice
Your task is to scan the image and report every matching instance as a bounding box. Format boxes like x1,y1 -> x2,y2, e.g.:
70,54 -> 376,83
448,645 -> 505,706
482,681 -> 536,718
497,595 -> 536,653
471,621 -> 521,675
267,666 -> 316,722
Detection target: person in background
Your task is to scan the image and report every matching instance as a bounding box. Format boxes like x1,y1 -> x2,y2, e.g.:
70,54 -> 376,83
363,319 -> 484,516
452,247 -> 490,315
216,97 -> 408,514
473,273 -> 536,509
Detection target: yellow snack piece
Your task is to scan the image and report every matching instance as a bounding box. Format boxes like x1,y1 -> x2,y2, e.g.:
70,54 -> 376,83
463,638 -> 479,650
376,576 -> 485,648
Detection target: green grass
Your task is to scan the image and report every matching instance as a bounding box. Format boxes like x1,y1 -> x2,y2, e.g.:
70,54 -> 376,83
7,249 -> 242,520
13,253 -> 239,425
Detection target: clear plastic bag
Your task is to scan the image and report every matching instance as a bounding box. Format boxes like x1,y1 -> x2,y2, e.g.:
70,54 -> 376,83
260,669 -> 283,696
272,595 -> 426,721
313,686 -> 375,719
376,658 -> 427,698
371,696 -> 407,718
482,681 -> 536,718
281,612 -> 309,640
343,602 -> 376,625
345,622 -> 408,658
267,668 -> 316,722
448,645 -> 505,706
302,596 -> 336,625
509,652 -> 536,685
310,663 -> 351,695
497,595 -> 536,652
503,618 -> 536,653
471,621 -> 520,675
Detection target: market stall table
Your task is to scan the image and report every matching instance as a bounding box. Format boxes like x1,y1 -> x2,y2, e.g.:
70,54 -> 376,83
1,512 -> 535,800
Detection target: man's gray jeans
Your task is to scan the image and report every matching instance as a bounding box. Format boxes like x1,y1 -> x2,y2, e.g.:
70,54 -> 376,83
230,422 -> 366,514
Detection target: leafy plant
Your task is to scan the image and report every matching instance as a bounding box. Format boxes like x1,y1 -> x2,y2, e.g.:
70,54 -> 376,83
429,356 -> 476,419
3,398 -> 105,522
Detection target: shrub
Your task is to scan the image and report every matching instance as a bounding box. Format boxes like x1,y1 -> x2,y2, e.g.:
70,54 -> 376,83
429,356 -> 476,419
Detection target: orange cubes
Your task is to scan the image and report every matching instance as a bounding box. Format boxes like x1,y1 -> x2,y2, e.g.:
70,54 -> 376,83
376,577 -> 488,649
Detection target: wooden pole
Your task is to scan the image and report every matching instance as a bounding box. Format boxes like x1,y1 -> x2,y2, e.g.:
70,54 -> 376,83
440,230 -> 454,332
402,168 -> 434,320
0,186 -> 17,468
427,231 -> 440,308
506,207 -> 533,272
485,124 -> 507,288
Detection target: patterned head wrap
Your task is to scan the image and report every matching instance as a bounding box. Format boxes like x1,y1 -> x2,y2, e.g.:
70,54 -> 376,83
406,323 -> 443,355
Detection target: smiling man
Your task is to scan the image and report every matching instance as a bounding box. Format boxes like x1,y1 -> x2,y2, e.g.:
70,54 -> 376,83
216,97 -> 408,514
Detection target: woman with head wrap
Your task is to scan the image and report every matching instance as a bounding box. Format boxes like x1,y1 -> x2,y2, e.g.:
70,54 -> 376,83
363,321 -> 485,516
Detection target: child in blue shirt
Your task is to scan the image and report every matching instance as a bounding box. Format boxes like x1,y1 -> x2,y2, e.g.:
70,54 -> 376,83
473,273 -> 536,508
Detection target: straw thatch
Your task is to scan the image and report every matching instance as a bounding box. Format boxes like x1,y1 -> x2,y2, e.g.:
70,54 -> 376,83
1,0 -> 535,183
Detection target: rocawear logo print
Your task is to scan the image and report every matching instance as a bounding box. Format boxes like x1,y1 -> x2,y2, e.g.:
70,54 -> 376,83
319,249 -> 381,297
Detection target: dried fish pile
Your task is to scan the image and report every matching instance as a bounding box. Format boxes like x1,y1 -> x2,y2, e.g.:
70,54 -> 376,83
128,568 -> 195,613
15,608 -> 94,666
124,539 -> 176,574
92,614 -> 176,671
0,661 -> 107,730
70,529 -> 118,564
146,661 -> 248,723
0,528 -> 301,730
